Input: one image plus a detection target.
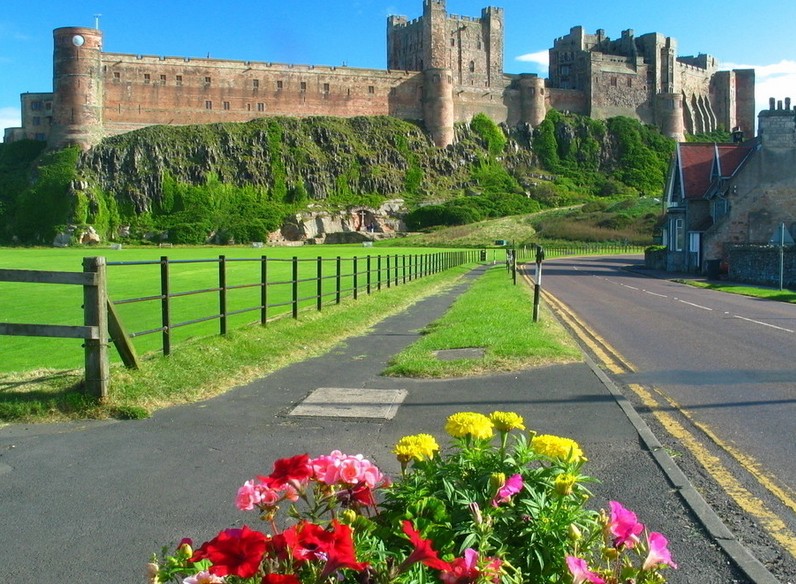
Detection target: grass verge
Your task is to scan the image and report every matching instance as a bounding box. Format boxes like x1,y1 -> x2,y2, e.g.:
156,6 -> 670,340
677,280 -> 796,303
383,265 -> 581,377
1,266 -> 471,423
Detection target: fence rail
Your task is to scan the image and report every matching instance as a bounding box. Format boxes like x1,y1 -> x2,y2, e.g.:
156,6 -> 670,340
107,250 -> 477,359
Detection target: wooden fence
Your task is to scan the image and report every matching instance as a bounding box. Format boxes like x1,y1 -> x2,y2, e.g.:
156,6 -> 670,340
0,257 -> 111,399
1,250 -> 476,398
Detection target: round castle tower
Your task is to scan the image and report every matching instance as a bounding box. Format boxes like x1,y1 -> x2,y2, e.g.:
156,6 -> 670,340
423,69 -> 455,147
518,74 -> 546,128
655,93 -> 685,142
50,27 -> 104,150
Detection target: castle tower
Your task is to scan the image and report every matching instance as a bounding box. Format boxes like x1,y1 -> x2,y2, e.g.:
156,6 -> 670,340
518,74 -> 546,127
655,93 -> 685,142
423,0 -> 448,70
423,68 -> 455,147
481,7 -> 504,88
50,27 -> 104,150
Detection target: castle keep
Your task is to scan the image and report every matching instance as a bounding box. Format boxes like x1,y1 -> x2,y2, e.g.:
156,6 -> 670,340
5,0 -> 754,150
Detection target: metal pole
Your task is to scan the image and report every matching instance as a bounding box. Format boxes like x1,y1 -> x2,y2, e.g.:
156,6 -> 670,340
780,223 -> 785,291
533,245 -> 545,323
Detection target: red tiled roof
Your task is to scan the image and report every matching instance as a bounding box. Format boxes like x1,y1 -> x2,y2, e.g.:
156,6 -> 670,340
678,144 -> 715,199
677,142 -> 756,199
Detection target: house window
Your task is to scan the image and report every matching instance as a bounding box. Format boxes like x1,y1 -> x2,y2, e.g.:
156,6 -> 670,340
205,100 -> 212,110
176,75 -> 183,86
223,101 -> 230,110
257,102 -> 265,112
673,218 -> 684,252
144,73 -> 151,84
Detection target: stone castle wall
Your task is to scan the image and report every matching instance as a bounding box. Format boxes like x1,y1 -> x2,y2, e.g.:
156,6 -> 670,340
8,0 -> 755,151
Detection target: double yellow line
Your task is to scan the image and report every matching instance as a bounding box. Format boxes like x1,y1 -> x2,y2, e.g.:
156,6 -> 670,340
540,285 -> 796,561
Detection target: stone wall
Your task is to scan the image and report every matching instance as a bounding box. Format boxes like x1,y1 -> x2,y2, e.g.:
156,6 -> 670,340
728,246 -> 796,288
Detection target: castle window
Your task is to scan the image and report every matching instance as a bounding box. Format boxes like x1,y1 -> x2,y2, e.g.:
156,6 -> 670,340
323,83 -> 330,94
205,100 -> 212,110
160,74 -> 167,84
205,76 -> 211,86
627,78 -> 632,88
253,79 -> 260,89
176,75 -> 183,86
477,40 -> 482,50
611,77 -> 617,87
223,101 -> 230,110
32,117 -> 41,126
31,101 -> 43,111
247,104 -> 251,111
277,80 -> 283,90
257,102 -> 265,112
451,38 -> 455,47
300,81 -> 307,92
469,61 -> 475,73
368,85 -> 375,95
144,74 -> 151,84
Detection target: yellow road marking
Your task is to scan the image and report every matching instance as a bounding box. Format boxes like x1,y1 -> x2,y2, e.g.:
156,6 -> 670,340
630,383 -> 796,557
533,281 -> 796,557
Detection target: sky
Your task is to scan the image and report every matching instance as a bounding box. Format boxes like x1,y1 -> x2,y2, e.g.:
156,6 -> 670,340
2,0 -> 795,135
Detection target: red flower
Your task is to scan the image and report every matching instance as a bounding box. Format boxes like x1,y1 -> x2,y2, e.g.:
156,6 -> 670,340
399,520 -> 451,572
191,525 -> 267,578
262,575 -> 301,584
319,521 -> 369,578
267,454 -> 312,487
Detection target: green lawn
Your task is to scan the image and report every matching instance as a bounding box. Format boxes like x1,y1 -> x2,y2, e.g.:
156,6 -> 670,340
1,245 -> 468,373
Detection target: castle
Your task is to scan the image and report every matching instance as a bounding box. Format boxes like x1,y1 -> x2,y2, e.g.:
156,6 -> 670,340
4,0 -> 755,150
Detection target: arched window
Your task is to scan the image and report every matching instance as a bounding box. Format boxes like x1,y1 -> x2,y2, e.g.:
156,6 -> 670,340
469,61 -> 475,73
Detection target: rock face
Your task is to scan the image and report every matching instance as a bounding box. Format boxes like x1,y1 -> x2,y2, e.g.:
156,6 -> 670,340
275,200 -> 407,243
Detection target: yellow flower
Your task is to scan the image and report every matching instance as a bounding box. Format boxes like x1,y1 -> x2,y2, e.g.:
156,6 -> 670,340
554,473 -> 577,496
445,412 -> 494,440
393,433 -> 440,463
531,434 -> 586,463
489,411 -> 526,432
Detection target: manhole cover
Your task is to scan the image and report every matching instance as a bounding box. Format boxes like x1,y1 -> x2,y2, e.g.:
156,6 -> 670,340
289,387 -> 407,419
433,348 -> 486,361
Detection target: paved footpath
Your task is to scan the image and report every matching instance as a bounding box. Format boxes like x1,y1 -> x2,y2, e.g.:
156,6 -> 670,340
0,266 -> 768,583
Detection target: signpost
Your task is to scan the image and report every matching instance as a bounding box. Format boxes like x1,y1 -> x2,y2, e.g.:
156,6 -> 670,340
769,223 -> 793,291
533,245 -> 545,322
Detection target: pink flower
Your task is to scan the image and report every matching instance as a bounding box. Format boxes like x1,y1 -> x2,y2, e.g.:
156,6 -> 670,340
491,474 -> 524,507
607,501 -> 644,548
183,571 -> 225,584
235,480 -> 263,511
566,556 -> 605,584
339,457 -> 365,484
643,532 -> 677,570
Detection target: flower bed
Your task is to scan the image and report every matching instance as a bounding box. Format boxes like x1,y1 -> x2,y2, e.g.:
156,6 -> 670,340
150,411 -> 675,583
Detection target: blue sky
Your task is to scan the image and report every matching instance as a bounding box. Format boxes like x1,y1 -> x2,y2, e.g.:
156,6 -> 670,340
2,0 -> 795,135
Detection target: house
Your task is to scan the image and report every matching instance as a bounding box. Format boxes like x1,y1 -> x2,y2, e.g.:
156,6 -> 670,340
662,98 -> 796,274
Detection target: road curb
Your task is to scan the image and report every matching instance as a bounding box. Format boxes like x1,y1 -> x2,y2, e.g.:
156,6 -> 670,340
582,351 -> 780,584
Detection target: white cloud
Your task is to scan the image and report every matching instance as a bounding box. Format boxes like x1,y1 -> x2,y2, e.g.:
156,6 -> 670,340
515,50 -> 549,74
0,107 -> 21,133
720,59 -> 796,112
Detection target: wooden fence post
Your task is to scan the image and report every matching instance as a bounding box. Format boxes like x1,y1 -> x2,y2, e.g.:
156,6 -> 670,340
83,257 -> 109,401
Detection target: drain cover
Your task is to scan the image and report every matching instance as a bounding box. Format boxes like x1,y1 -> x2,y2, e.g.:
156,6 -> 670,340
434,348 -> 486,361
290,387 -> 407,419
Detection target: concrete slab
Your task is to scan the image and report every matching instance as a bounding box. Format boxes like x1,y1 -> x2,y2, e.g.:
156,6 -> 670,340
289,387 -> 407,419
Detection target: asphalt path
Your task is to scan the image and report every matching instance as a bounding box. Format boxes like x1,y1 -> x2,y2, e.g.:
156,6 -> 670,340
0,264 -> 755,583
540,255 -> 796,578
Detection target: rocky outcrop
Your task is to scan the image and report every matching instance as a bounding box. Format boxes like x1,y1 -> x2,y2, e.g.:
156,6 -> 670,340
275,199 -> 406,243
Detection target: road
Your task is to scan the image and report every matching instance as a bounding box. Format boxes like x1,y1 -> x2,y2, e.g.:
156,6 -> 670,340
538,255 -> 796,578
